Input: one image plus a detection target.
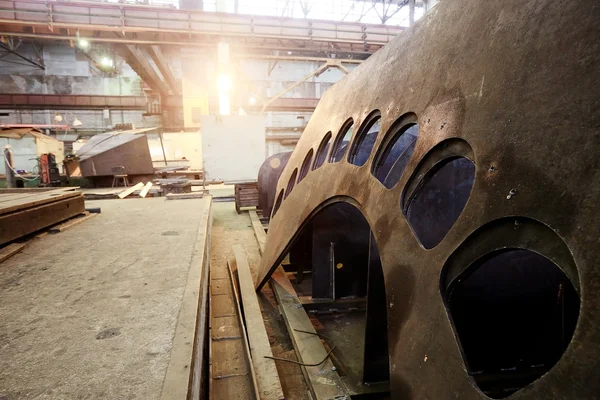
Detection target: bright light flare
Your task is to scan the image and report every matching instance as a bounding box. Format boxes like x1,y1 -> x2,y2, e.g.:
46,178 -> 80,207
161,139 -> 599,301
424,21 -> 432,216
217,74 -> 233,92
78,38 -> 89,49
101,57 -> 114,68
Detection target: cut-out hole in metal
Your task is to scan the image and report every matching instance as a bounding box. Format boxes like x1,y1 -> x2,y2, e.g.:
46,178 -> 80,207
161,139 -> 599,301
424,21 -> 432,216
330,119 -> 354,163
445,249 -> 580,398
348,111 -> 381,166
284,168 -> 298,199
372,120 -> 419,189
403,157 -> 475,249
313,132 -> 332,170
272,189 -> 284,217
288,201 -> 390,386
298,149 -> 314,183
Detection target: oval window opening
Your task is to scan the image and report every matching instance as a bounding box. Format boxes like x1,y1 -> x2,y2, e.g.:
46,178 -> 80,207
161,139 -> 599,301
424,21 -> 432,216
329,119 -> 354,163
348,111 -> 381,166
403,157 -> 475,249
272,189 -> 284,217
298,149 -> 314,182
373,121 -> 419,189
284,168 -> 298,199
445,249 -> 580,398
313,132 -> 332,170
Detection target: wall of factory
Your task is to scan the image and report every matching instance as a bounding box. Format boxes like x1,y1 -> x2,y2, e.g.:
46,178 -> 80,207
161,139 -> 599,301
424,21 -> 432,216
0,43 -> 160,132
180,47 -> 356,158
0,135 -> 64,175
1,42 -> 356,162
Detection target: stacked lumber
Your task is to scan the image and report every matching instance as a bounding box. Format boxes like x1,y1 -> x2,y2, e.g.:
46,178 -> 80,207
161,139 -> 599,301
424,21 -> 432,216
0,188 -> 86,246
233,181 -> 259,213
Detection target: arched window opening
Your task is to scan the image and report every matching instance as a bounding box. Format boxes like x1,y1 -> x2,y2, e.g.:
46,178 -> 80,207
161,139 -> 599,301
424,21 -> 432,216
403,157 -> 475,249
348,111 -> 381,166
444,249 -> 580,398
284,168 -> 298,199
329,119 -> 355,163
372,121 -> 419,189
313,132 -> 332,170
272,189 -> 284,218
298,149 -> 314,182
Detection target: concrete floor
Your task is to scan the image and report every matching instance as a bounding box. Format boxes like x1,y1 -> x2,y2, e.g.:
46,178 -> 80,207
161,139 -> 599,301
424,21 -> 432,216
0,197 -> 211,400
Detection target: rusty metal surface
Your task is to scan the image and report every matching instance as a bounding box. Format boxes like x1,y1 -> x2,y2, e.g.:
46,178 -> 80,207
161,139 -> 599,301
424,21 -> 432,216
256,0 -> 600,398
257,152 -> 291,218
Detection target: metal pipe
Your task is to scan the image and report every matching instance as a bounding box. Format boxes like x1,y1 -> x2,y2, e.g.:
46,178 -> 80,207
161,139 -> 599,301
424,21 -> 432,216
235,54 -> 363,64
3,146 -> 16,188
0,124 -> 71,129
0,32 -> 377,55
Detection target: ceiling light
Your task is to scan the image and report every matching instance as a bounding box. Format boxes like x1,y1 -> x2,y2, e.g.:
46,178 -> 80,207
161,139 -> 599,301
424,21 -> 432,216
72,117 -> 83,127
100,57 -> 114,68
287,51 -> 292,55
78,38 -> 89,49
53,113 -> 63,122
249,96 -> 257,105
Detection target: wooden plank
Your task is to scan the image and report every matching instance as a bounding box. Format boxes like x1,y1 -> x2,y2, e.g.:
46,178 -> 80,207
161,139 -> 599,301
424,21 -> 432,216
226,257 -> 260,400
270,268 -> 348,400
232,245 -> 284,400
118,182 -> 144,199
139,182 -> 153,198
49,212 -> 96,233
0,189 -> 81,216
166,192 -> 205,200
249,211 -> 267,255
0,242 -> 27,263
0,195 -> 86,246
160,197 -> 212,400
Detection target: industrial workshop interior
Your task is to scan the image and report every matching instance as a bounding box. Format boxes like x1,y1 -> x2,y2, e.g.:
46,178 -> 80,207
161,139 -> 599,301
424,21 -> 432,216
0,0 -> 598,399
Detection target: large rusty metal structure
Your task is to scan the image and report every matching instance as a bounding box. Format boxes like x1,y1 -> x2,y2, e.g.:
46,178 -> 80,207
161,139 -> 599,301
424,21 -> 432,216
256,0 -> 600,398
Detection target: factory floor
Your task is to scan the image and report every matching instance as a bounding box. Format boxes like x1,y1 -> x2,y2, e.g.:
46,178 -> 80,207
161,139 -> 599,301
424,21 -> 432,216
0,197 -> 309,400
0,197 -> 211,400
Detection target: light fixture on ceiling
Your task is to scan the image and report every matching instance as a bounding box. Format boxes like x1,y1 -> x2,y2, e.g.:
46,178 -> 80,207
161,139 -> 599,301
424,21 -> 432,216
53,112 -> 63,122
78,38 -> 90,50
100,57 -> 114,68
72,117 -> 83,127
249,96 -> 257,105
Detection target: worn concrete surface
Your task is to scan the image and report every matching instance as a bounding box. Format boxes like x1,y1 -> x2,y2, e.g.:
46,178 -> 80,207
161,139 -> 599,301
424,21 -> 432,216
0,197 -> 211,400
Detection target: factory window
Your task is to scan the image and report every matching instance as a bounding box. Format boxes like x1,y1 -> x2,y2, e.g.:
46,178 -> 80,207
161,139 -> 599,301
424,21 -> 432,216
444,248 -> 580,398
313,132 -> 332,170
348,110 -> 381,166
272,189 -> 284,217
372,114 -> 419,189
284,168 -> 298,199
329,119 -> 354,163
298,149 -> 314,182
403,157 -> 475,249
